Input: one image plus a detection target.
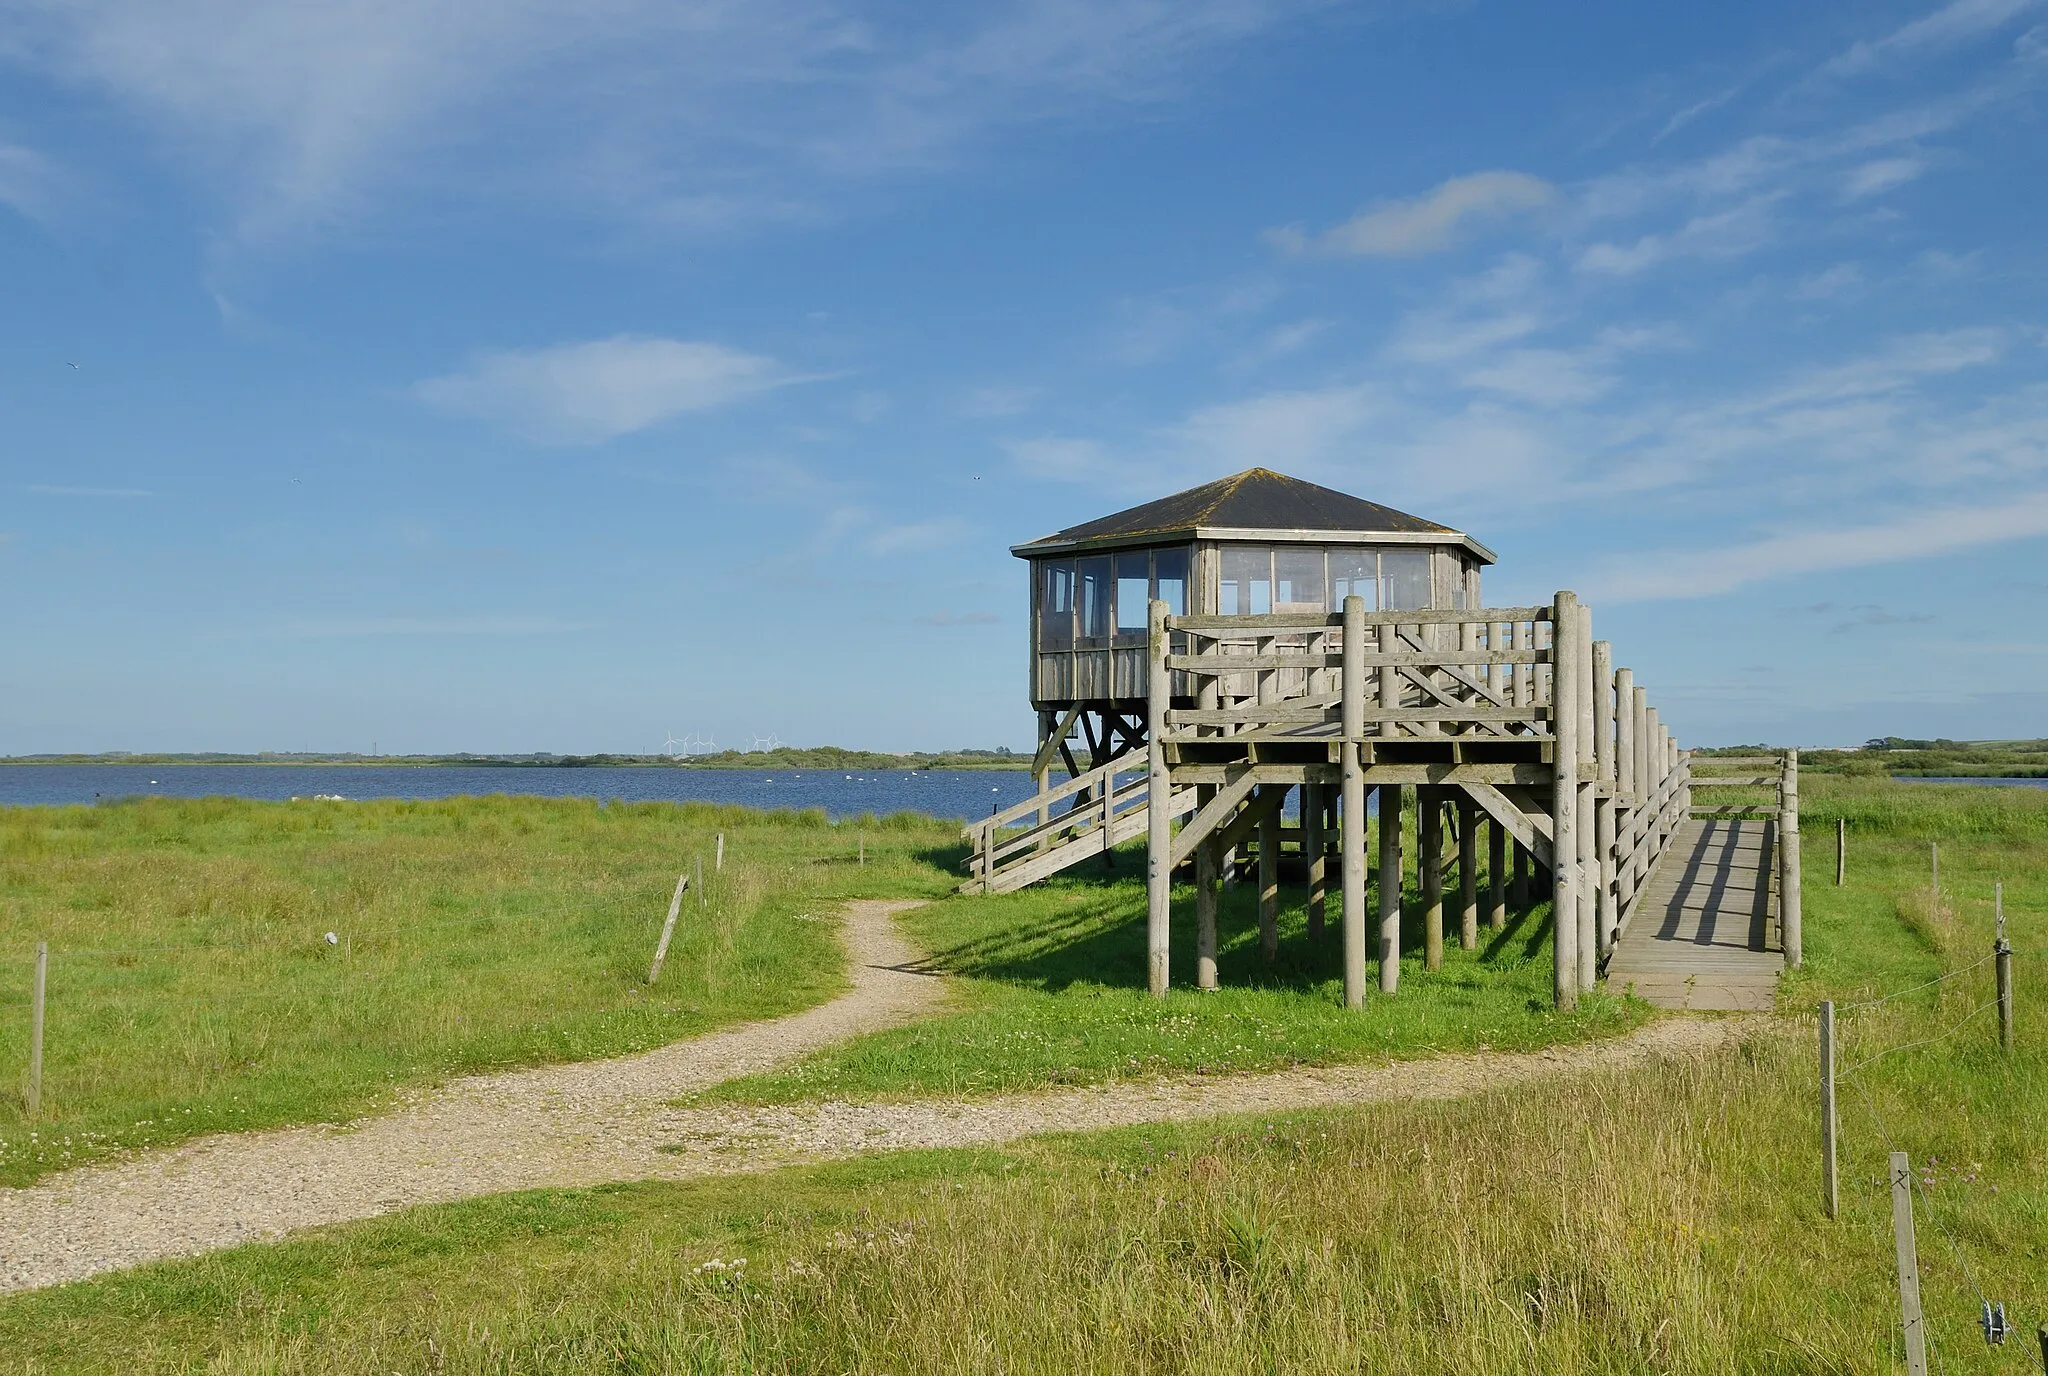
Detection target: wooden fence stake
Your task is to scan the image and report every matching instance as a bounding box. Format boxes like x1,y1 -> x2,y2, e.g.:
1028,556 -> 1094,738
1891,1151 -> 1929,1376
858,833 -> 865,866
1836,817 -> 1845,886
1997,882 -> 2014,1054
715,833 -> 725,871
1931,842 -> 1939,909
647,872 -> 689,985
27,941 -> 46,1119
1819,1000 -> 1837,1219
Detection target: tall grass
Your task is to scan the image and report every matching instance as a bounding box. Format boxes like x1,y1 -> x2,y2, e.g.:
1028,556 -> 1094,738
1,776 -> 2044,1371
0,795 -> 962,1184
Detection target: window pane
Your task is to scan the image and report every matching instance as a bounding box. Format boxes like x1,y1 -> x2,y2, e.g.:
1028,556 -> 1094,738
1274,548 -> 1326,612
1115,552 -> 1151,633
1219,546 -> 1271,617
1153,546 -> 1189,615
1040,562 -> 1074,649
1381,549 -> 1432,611
1078,556 -> 1112,639
1328,549 -> 1377,610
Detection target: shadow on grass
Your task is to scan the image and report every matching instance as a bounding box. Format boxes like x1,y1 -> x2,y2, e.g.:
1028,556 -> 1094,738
926,841 -> 1557,998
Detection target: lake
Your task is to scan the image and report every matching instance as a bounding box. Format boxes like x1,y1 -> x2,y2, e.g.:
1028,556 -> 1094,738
0,764 -> 1054,822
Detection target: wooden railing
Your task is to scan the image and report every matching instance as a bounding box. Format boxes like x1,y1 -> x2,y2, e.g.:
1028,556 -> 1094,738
1161,605 -> 1555,743
1142,590 -> 1704,1007
1685,749 -> 1803,965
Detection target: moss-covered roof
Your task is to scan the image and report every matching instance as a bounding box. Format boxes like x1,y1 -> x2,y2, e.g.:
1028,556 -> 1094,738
1013,468 -> 1472,555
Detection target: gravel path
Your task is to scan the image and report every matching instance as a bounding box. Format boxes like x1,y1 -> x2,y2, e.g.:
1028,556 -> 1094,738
0,900 -> 1770,1296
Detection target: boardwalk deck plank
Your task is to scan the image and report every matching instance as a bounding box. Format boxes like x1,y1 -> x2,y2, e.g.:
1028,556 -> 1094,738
1607,818 -> 1782,1011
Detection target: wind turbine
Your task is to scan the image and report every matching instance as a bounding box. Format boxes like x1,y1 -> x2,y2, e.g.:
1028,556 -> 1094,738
661,732 -> 685,760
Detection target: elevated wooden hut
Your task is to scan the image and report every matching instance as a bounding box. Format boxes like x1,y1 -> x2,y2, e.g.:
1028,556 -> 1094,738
965,468 -> 1797,1014
1012,467 -> 1496,778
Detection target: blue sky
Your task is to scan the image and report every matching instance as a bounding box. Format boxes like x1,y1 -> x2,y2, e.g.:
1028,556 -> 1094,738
3,0 -> 2045,754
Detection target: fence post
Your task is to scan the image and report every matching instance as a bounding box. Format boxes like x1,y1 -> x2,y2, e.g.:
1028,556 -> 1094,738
27,941 -> 46,1119
1891,1151 -> 1929,1376
1781,749 -> 1802,968
1996,883 -> 2014,1054
1835,817 -> 1845,886
715,833 -> 725,871
1931,842 -> 1939,908
647,873 -> 688,985
1819,1000 -> 1837,1219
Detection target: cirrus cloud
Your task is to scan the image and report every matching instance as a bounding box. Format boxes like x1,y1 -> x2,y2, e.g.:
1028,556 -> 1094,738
1270,170 -> 1556,258
413,335 -> 800,444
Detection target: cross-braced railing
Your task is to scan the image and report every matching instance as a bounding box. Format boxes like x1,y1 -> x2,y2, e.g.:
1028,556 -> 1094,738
1137,590 -> 1733,1010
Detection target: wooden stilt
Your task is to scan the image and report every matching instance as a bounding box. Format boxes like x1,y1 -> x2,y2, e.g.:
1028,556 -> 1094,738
1145,598 -> 1172,997
1487,813 -> 1507,930
1573,608 -> 1597,994
1378,782 -> 1404,993
1511,838 -> 1529,911
1459,794 -> 1479,950
1303,780 -> 1326,945
1258,796 -> 1281,963
1551,592 -> 1581,1009
1592,640 -> 1618,963
1421,786 -> 1444,971
1196,837 -> 1220,992
1341,594 -> 1368,1007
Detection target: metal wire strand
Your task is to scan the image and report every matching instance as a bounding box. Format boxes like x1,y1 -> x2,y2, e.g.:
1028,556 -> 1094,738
1834,954 -> 1995,1013
1837,998 -> 2002,1078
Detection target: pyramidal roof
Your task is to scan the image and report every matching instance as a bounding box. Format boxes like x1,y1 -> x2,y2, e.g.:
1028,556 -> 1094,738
1012,468 -> 1492,562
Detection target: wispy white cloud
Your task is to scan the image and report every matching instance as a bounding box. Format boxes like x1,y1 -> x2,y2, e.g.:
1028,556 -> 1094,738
26,484 -> 154,497
0,138 -> 70,220
1822,0 -> 2042,78
863,516 -> 972,555
414,335 -> 798,444
1270,171 -> 1555,257
1592,491 -> 2048,601
1843,156 -> 1926,198
282,615 -> 595,636
916,608 -> 1000,626
0,0 -> 1315,243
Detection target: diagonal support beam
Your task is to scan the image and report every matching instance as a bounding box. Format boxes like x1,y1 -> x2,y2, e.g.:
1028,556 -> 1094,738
1169,768 -> 1262,867
1210,784 -> 1290,860
1030,704 -> 1085,779
1462,780 -> 1554,871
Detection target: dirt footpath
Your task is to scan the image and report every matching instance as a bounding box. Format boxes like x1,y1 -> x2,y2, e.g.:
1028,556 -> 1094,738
0,900 -> 1767,1295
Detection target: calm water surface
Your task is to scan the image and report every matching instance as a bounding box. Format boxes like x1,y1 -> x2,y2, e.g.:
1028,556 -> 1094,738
0,765 -> 1051,821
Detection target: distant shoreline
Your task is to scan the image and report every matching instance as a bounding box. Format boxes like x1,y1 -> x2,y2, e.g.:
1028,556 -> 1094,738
0,753 -> 1037,772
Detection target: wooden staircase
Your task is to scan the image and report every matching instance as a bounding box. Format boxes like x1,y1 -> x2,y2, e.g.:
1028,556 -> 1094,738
960,752 -> 1198,895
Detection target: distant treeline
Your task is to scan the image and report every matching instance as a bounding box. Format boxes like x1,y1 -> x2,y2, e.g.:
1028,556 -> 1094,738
2,747 -> 1032,771
1695,738 -> 2048,779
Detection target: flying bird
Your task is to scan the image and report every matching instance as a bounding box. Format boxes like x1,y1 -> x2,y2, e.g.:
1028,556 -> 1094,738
66,362 -> 79,370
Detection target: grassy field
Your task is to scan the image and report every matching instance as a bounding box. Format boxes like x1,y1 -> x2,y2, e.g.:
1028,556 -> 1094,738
4,779 -> 2044,1372
3,775 -> 2042,1372
0,795 -> 962,1185
705,846 -> 1640,1103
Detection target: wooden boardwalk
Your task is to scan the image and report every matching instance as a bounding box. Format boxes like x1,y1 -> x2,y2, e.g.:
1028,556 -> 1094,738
1607,819 -> 1782,1011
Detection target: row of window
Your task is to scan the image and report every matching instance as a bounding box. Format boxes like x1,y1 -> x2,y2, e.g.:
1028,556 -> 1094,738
1036,544 -> 1463,649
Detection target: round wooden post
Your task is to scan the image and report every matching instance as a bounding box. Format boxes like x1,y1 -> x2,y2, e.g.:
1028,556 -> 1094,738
1820,999 -> 1838,1219
1780,749 -> 1802,968
1378,784 -> 1404,993
1459,795 -> 1479,949
1551,592 -> 1581,1009
1511,838 -> 1529,911
1996,883 -> 2013,1053
1303,780 -> 1327,945
1421,786 -> 1444,971
1486,814 -> 1507,930
27,941 -> 47,1120
1835,817 -> 1845,886
1592,641 -> 1618,961
1341,594 -> 1369,1007
1196,838 -> 1220,992
1146,598 -> 1172,997
1258,797 -> 1282,964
